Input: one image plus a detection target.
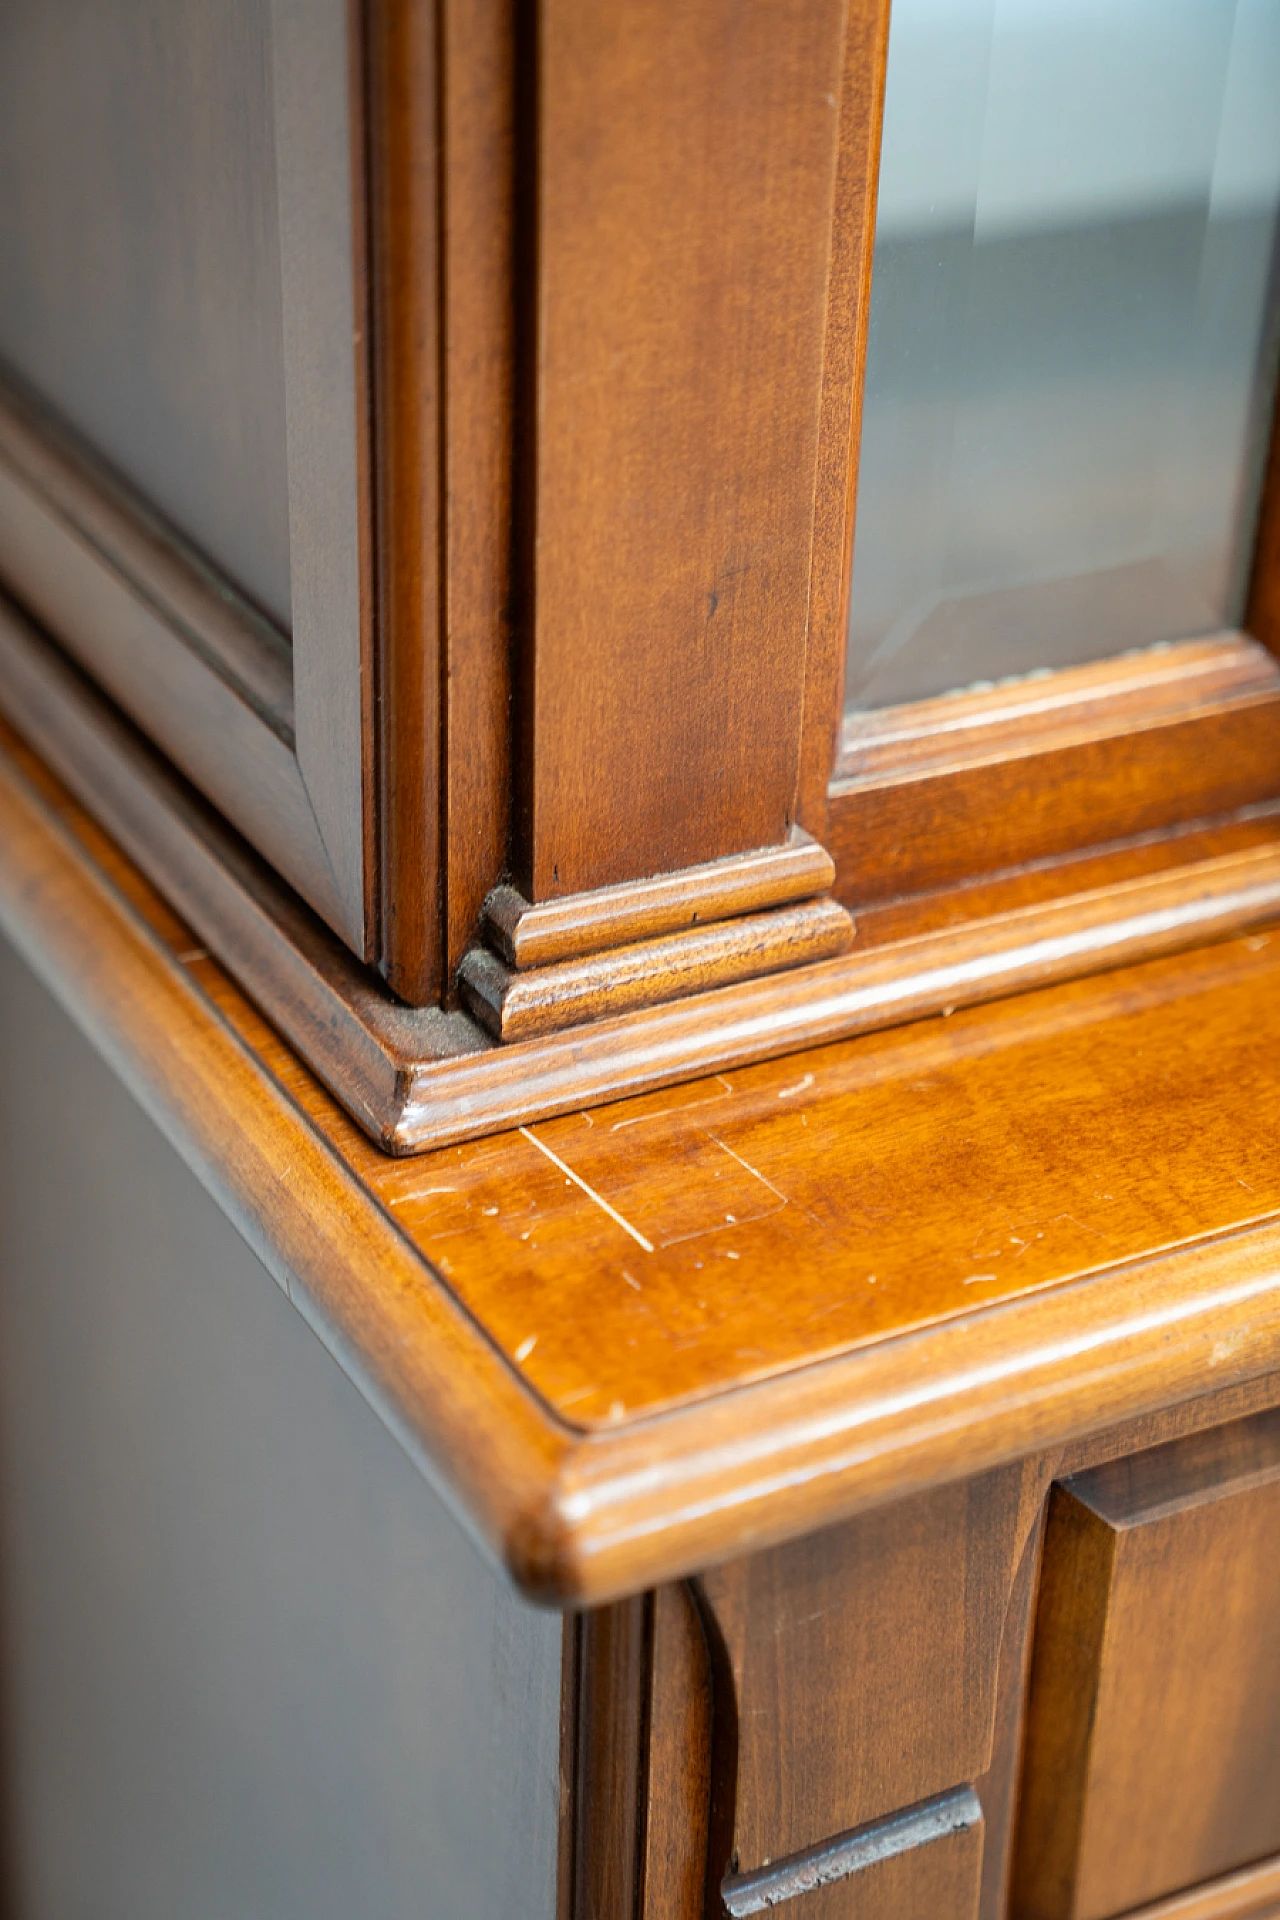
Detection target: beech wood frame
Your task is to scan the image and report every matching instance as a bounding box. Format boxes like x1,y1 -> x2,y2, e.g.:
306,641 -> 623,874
0,0 -> 1279,1144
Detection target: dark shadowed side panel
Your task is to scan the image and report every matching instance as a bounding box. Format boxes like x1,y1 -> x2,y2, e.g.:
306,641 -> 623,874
0,936 -> 562,1920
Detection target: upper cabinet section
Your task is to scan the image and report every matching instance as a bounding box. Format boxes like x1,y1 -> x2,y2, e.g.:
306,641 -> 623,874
0,0 -> 292,630
0,0 -> 373,959
5,0 -> 1280,1152
845,0 -> 1280,712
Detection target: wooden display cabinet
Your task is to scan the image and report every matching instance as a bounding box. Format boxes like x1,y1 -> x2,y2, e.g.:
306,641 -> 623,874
2,3 -> 1280,1918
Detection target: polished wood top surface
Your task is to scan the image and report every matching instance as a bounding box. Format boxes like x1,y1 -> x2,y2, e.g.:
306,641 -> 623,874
6,708 -> 1280,1600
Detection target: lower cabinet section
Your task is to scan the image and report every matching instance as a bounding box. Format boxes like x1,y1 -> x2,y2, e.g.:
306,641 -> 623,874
570,1400 -> 1280,1920
1014,1408 -> 1280,1920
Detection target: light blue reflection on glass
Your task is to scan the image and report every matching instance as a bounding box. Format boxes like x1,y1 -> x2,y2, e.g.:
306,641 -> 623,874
845,0 -> 1280,712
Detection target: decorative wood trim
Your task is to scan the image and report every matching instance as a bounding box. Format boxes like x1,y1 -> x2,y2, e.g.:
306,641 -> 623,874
572,1597 -> 653,1920
829,635 -> 1280,905
459,901 -> 854,1042
838,635 -> 1278,784
438,0 -> 518,991
10,601 -> 1280,1156
720,1789 -> 982,1917
1117,1856 -> 1280,1920
517,0 -> 851,900
367,0 -> 518,1004
795,0 -> 893,833
366,0 -> 444,1003
484,832 -> 836,970
11,729 -> 1280,1604
0,0 -> 378,962
0,378 -> 294,733
568,1583 -> 712,1920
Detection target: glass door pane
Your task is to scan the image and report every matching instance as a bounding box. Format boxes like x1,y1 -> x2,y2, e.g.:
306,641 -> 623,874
845,0 -> 1280,713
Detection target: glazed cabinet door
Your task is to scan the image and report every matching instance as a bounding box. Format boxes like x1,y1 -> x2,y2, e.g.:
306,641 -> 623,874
1014,1407 -> 1280,1920
0,0 -> 377,958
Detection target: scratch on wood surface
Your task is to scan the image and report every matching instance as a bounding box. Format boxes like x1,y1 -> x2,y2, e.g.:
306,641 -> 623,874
386,1185 -> 457,1206
518,1126 -> 655,1252
610,1105 -> 687,1132
777,1072 -> 814,1099
706,1132 -> 792,1207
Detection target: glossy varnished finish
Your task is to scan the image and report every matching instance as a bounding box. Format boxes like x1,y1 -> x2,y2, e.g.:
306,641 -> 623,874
15,597 -> 1280,1161
367,0 -> 443,1003
1118,1858 -> 1280,1920
697,1471 -> 1027,1872
459,900 -> 855,1041
520,0 -> 849,899
1015,1409 -> 1280,1920
14,721 -> 1280,1598
484,834 -> 837,971
796,0 -> 894,834
0,0 -> 377,960
830,636 -> 1280,906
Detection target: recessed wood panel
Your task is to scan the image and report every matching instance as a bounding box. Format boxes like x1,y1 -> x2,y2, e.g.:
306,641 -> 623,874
1015,1408 -> 1280,1920
698,1466 -> 1026,1872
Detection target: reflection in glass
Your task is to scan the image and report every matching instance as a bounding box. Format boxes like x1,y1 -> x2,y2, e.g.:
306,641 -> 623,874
844,0 -> 1280,714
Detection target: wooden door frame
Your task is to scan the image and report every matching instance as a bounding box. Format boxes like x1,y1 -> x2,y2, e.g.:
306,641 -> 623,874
0,0 -> 376,957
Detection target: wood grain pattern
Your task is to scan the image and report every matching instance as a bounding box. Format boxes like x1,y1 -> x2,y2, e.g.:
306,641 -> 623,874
519,0 -> 849,899
571,1598 -> 651,1920
14,590 -> 1280,1159
439,0 -> 516,989
698,1470 -> 1025,1870
485,833 -> 837,971
0,26 -> 377,963
642,1586 -> 712,1920
367,0 -> 443,1003
1014,1408 -> 1280,1920
829,636 -> 1280,906
12,710 -> 1280,1600
1118,1856 -> 1280,1920
460,900 -> 854,1041
368,0 -> 518,1003
0,0 -> 292,625
796,0 -> 893,832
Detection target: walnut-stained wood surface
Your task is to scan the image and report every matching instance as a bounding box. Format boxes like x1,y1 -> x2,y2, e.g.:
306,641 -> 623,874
1014,1408 -> 1280,1920
520,0 -> 851,898
13,717 -> 1280,1600
698,1471 -> 1025,1870
460,899 -> 854,1041
829,635 -> 1280,906
484,833 -> 837,971
570,1584 -> 711,1920
1118,1857 -> 1280,1920
15,590 -> 1280,1162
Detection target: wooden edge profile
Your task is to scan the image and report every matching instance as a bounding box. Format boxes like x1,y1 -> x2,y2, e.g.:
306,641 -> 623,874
0,372 -> 293,736
1113,1855 -> 1280,1920
459,900 -> 854,1041
829,634 -> 1280,903
837,634 -> 1279,785
483,831 -> 837,970
8,733 -> 1280,1603
10,602 -> 1280,1156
